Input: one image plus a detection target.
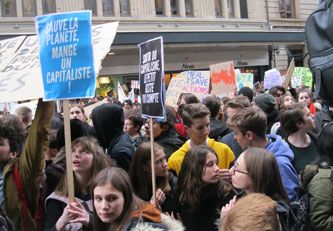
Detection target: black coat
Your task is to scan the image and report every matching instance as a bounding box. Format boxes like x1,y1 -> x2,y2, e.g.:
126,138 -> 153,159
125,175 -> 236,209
175,183 -> 235,231
209,119 -> 231,141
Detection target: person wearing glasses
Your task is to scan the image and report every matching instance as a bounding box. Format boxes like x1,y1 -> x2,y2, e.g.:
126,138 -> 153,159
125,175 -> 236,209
222,148 -> 297,231
227,107 -> 299,201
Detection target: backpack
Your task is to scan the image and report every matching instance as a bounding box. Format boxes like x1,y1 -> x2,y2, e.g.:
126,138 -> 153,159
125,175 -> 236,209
305,0 -> 333,101
297,165 -> 333,231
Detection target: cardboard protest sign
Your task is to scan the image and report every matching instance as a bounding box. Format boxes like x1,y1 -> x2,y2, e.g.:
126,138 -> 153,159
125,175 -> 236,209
283,58 -> 295,89
236,73 -> 253,90
0,22 -> 118,103
292,67 -> 313,87
264,68 -> 283,89
210,61 -> 236,96
166,75 -> 186,107
138,37 -> 166,120
35,11 -> 96,100
0,36 -> 26,71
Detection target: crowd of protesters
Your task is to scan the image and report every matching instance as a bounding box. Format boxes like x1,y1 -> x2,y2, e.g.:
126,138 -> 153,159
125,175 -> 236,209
0,82 -> 332,231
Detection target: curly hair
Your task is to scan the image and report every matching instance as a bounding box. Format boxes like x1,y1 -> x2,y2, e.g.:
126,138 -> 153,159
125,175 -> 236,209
0,125 -> 25,154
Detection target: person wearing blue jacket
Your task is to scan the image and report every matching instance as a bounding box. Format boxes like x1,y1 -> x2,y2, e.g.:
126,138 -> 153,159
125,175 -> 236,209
227,107 -> 299,201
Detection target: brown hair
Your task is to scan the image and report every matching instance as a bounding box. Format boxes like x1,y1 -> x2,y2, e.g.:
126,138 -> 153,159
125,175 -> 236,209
178,145 -> 232,211
278,92 -> 295,110
280,103 -> 307,134
225,95 -> 251,110
222,193 -> 280,231
243,148 -> 289,204
181,103 -> 210,127
70,104 -> 87,121
129,142 -> 170,201
227,107 -> 267,139
92,167 -> 144,231
55,137 -> 113,197
15,106 -> 32,125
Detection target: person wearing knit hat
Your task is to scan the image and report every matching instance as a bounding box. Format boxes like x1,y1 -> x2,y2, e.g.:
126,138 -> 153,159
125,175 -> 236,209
253,93 -> 276,114
253,94 -> 286,138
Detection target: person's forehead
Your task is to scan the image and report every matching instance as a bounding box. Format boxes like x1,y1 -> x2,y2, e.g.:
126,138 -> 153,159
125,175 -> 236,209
191,115 -> 209,125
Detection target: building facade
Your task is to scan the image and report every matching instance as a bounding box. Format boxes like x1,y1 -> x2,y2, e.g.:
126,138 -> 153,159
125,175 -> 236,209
0,0 -> 318,88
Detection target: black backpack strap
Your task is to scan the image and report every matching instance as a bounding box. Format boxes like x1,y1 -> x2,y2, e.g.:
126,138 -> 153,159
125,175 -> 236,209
313,69 -> 321,100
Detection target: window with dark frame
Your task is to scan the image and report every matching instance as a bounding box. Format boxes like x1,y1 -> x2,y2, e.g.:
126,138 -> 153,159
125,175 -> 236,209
43,0 -> 56,14
155,0 -> 164,16
1,0 -> 17,16
215,0 -> 223,17
22,0 -> 36,16
171,0 -> 179,16
185,0 -> 193,16
279,0 -> 296,18
119,0 -> 130,16
103,0 -> 114,16
84,0 -> 97,16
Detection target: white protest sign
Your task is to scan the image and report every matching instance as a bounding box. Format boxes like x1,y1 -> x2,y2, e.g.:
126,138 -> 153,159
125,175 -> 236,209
291,75 -> 302,88
0,22 -> 119,103
0,36 -> 26,71
92,22 -> 119,76
0,36 -> 44,104
166,75 -> 187,107
264,68 -> 283,89
236,73 -> 253,90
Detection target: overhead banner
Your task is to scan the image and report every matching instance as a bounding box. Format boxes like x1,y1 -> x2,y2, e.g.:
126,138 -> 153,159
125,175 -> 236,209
138,37 -> 166,120
210,61 -> 236,96
35,11 -> 95,100
0,22 -> 118,103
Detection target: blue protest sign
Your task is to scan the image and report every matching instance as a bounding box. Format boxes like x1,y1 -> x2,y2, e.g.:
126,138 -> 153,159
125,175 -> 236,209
35,11 -> 95,100
138,37 -> 166,121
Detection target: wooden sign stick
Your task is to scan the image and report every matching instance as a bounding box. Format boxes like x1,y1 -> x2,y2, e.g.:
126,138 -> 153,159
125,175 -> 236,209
150,118 -> 156,206
63,100 -> 75,203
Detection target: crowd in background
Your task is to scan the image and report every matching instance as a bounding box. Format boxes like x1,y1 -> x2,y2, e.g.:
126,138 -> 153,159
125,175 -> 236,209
0,82 -> 332,231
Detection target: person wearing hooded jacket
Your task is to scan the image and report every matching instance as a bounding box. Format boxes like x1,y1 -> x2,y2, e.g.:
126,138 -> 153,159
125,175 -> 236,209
227,107 -> 299,201
91,103 -> 134,171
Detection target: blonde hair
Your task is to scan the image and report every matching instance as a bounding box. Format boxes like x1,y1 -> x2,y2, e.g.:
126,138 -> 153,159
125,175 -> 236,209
222,193 -> 280,231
